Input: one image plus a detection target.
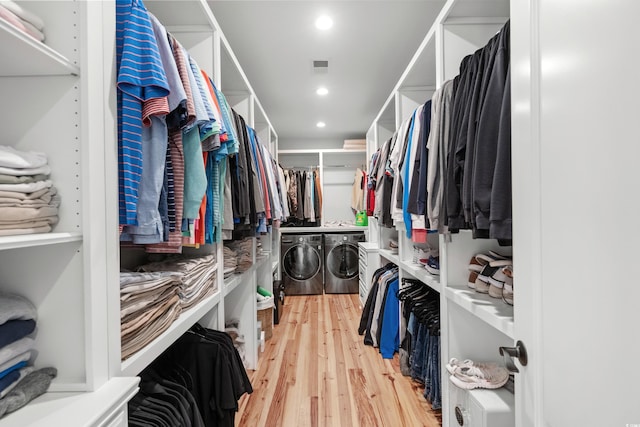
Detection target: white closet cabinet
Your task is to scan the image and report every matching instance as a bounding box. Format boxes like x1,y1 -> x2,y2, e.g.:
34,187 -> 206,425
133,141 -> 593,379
114,0 -> 279,374
0,0 -> 277,423
368,0 -> 640,425
367,0 -> 511,425
511,0 -> 640,425
0,1 -> 138,425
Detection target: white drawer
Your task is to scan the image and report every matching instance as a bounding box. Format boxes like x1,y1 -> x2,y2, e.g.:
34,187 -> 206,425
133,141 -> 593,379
359,260 -> 366,282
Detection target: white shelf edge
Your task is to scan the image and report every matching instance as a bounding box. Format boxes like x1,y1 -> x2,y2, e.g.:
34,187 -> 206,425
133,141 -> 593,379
224,273 -> 243,296
224,255 -> 268,296
0,232 -> 82,250
0,377 -> 139,427
0,19 -> 79,77
399,260 -> 441,292
379,249 -> 399,265
120,289 -> 222,376
444,286 -> 514,338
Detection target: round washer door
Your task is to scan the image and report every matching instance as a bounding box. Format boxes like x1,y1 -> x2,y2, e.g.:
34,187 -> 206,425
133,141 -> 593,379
283,244 -> 321,280
326,243 -> 359,279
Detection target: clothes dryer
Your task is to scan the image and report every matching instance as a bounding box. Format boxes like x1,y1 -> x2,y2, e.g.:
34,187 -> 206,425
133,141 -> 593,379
324,232 -> 365,294
281,234 -> 324,295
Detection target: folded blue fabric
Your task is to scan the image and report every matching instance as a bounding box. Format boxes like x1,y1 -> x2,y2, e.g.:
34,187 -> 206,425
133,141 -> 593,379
0,319 -> 36,349
0,370 -> 20,394
0,361 -> 27,380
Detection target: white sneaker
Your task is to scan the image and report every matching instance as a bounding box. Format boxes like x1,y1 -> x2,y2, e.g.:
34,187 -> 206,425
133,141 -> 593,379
449,363 -> 510,390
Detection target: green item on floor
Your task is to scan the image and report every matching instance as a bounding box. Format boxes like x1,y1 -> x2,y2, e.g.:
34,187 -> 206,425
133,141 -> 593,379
257,286 -> 273,297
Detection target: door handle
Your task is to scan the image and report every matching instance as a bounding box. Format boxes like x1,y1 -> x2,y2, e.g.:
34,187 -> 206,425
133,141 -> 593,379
499,340 -> 528,373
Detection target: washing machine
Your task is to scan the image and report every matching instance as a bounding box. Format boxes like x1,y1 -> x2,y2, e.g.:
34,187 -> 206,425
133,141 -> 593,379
281,234 -> 324,295
324,232 -> 365,294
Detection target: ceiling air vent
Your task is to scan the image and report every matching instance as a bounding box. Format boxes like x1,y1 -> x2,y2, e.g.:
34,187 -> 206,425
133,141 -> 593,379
312,60 -> 329,74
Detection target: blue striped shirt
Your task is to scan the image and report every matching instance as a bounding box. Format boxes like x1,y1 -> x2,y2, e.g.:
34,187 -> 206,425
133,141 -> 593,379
116,0 -> 169,225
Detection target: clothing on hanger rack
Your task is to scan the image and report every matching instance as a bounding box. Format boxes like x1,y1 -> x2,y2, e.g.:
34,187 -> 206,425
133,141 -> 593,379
398,278 -> 441,410
116,1 -> 286,251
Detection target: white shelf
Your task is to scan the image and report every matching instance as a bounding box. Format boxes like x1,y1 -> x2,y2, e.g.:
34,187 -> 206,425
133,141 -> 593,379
0,19 -> 79,77
146,0 -> 215,30
399,260 -> 441,292
0,377 -> 139,427
0,232 -> 82,250
445,286 -> 514,338
224,255 -> 269,296
224,273 -> 243,296
379,249 -> 399,265
121,289 -> 222,376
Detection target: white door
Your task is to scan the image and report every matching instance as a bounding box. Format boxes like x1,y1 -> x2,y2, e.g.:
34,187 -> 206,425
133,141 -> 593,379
512,1 -> 640,426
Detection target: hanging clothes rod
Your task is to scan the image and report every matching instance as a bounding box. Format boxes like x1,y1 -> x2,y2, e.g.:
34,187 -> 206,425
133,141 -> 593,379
286,165 -> 320,170
284,164 -> 363,169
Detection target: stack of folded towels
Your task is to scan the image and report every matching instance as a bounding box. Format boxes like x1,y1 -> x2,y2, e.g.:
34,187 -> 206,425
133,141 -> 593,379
0,292 -> 56,418
120,271 -> 183,360
120,254 -> 219,360
138,254 -> 218,311
0,1 -> 45,43
0,146 -> 59,237
224,239 -> 252,273
223,246 -> 238,278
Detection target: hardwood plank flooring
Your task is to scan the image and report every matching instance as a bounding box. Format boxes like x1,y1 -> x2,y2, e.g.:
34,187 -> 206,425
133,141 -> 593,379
236,294 -> 442,427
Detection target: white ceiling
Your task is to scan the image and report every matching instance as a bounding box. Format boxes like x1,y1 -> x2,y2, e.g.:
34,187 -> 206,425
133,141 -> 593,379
208,1 -> 446,144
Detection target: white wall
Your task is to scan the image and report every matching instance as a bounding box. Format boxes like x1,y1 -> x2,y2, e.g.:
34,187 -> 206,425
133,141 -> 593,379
278,138 -> 345,150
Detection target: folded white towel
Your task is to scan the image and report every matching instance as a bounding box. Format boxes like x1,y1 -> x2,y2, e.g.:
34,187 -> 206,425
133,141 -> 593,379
0,146 -> 48,169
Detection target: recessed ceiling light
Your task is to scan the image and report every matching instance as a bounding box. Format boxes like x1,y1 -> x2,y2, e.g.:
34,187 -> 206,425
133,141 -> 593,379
315,15 -> 333,30
316,87 -> 329,96
316,121 -> 326,128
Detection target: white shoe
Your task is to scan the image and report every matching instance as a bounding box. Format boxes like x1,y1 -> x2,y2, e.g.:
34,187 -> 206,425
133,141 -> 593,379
449,363 -> 510,390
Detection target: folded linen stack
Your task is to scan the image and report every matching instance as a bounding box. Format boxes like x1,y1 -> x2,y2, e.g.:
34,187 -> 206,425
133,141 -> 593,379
139,254 -> 218,310
0,1 -> 45,42
0,146 -> 59,237
225,239 -> 252,273
223,246 -> 238,278
120,271 -> 183,360
0,292 -> 56,419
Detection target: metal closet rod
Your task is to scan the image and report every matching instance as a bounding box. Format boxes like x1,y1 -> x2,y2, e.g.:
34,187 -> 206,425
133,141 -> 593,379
286,165 -> 320,169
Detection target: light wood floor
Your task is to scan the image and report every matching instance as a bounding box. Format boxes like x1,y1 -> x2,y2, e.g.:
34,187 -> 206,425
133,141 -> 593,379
236,294 -> 442,427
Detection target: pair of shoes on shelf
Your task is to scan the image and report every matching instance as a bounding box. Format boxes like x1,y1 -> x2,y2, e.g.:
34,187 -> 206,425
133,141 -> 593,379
447,358 -> 510,390
502,266 -> 513,305
467,250 -> 512,294
488,263 -> 512,299
423,255 -> 440,275
413,246 -> 428,264
389,239 -> 399,254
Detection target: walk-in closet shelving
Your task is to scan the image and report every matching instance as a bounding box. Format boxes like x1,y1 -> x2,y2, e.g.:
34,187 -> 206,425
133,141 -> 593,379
437,3 -> 510,425
113,0 -> 278,392
120,289 -> 223,377
363,0 -> 512,425
0,14 -> 79,77
0,1 -> 140,425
